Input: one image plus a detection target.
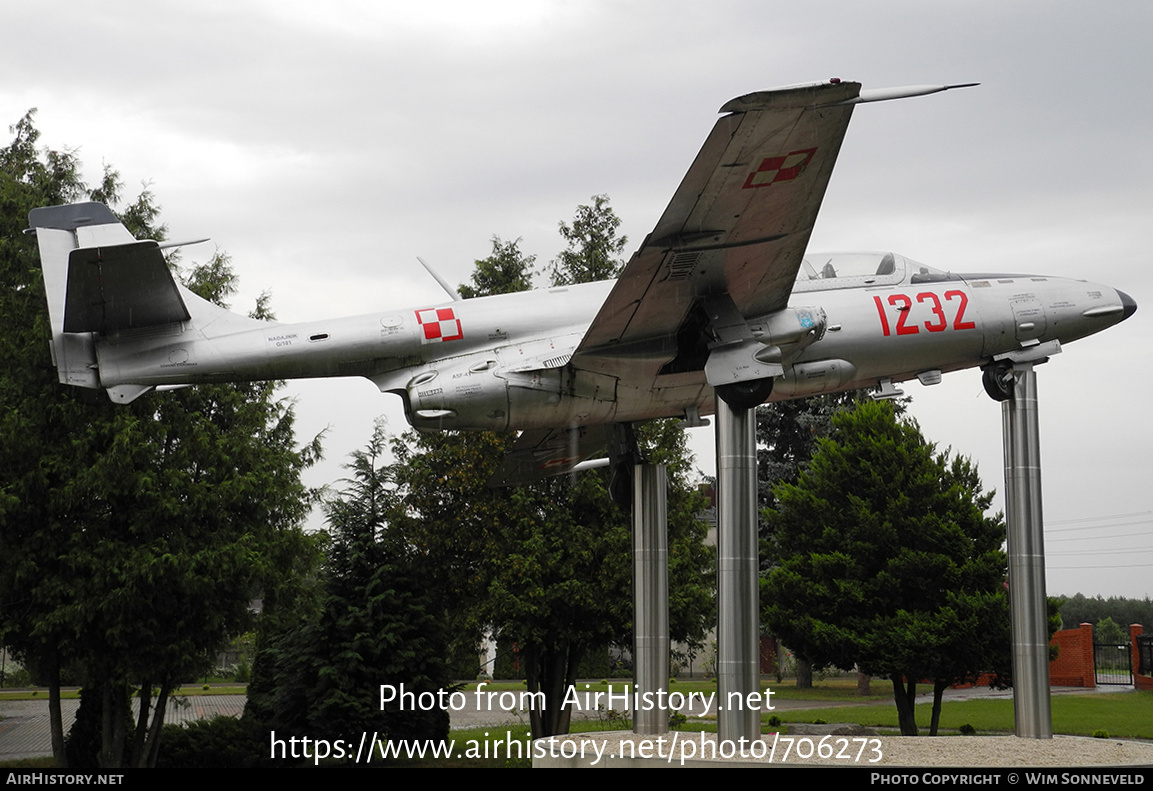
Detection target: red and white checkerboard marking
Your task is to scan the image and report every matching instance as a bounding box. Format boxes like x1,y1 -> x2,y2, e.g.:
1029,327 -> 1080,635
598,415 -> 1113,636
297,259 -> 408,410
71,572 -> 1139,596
741,147 -> 817,189
415,307 -> 463,343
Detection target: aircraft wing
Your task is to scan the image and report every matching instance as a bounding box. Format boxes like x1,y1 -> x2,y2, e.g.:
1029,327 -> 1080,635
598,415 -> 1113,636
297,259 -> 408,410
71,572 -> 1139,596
487,424 -> 612,487
490,81 -> 865,488
569,80 -> 861,385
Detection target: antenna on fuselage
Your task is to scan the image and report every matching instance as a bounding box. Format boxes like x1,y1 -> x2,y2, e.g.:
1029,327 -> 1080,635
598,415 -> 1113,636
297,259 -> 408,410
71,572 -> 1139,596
417,256 -> 462,302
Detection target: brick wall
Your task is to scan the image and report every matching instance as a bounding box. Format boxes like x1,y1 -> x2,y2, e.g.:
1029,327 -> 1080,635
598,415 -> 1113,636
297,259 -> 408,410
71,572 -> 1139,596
1132,623 -> 1152,692
1047,621 -> 1150,689
1049,622 -> 1095,687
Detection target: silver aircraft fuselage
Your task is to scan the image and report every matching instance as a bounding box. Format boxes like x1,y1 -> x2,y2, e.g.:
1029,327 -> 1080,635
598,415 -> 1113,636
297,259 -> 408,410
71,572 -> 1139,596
32,80 -> 1136,474
90,251 -> 1134,431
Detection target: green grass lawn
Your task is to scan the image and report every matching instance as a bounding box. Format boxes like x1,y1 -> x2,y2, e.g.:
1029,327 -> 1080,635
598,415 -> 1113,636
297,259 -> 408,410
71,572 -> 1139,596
464,677 -> 889,703
381,690 -> 1153,767
768,690 -> 1153,739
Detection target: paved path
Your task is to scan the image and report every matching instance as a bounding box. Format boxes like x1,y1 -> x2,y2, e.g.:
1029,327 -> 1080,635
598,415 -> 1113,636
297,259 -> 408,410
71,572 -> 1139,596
0,693 -> 245,763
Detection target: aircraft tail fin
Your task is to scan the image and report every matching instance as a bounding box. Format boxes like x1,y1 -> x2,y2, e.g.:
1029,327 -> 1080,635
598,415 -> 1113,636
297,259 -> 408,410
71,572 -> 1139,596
28,202 -> 257,402
30,203 -> 138,390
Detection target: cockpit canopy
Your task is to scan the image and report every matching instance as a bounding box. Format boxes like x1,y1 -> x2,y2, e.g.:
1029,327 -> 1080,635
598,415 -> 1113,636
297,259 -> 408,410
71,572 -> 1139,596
793,252 -> 954,292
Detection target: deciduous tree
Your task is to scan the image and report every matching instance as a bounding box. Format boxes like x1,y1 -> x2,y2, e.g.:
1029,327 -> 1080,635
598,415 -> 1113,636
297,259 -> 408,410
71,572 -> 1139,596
1058,594 -> 1153,635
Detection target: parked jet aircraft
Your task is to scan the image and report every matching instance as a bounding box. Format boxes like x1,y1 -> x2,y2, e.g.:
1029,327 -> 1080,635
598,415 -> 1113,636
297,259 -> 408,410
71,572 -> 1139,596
29,80 -> 1135,484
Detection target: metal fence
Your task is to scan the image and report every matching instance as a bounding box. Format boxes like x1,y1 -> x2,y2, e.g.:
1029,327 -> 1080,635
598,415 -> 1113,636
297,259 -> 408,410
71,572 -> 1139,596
1138,634 -> 1152,677
1093,642 -> 1133,686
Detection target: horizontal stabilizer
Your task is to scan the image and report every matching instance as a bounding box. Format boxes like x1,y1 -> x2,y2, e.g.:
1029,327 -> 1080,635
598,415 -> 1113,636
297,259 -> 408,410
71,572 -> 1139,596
28,202 -> 122,232
64,241 -> 190,333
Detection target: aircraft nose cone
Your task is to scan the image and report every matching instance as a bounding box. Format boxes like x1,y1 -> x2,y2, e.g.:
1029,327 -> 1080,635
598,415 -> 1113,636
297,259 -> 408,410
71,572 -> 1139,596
1117,288 -> 1137,321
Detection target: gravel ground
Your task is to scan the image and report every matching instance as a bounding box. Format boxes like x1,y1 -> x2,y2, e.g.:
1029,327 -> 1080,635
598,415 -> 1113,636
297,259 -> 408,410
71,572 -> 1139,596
844,735 -> 1153,767
542,732 -> 1153,767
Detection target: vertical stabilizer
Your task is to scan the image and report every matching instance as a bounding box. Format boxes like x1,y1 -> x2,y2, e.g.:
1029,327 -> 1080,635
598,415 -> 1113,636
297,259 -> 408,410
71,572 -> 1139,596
28,202 -> 134,389
31,202 -> 271,404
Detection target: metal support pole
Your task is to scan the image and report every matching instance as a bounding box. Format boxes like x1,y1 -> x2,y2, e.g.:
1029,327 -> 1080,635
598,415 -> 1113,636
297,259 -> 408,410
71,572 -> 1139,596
633,463 -> 669,735
715,400 -> 760,743
1002,363 -> 1053,738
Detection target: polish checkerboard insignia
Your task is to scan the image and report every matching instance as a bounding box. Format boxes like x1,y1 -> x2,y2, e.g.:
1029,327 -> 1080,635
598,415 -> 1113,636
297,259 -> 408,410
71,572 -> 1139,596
742,147 -> 817,189
415,307 -> 463,343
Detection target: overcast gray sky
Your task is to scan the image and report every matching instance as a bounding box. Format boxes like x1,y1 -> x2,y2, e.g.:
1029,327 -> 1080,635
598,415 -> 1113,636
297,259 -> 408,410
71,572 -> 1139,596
4,1 -> 1150,599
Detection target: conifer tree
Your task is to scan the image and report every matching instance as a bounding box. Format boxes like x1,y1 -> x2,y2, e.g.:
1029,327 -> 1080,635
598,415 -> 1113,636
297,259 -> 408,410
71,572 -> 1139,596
0,113 -> 316,766
762,401 -> 1007,735
393,199 -> 711,737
